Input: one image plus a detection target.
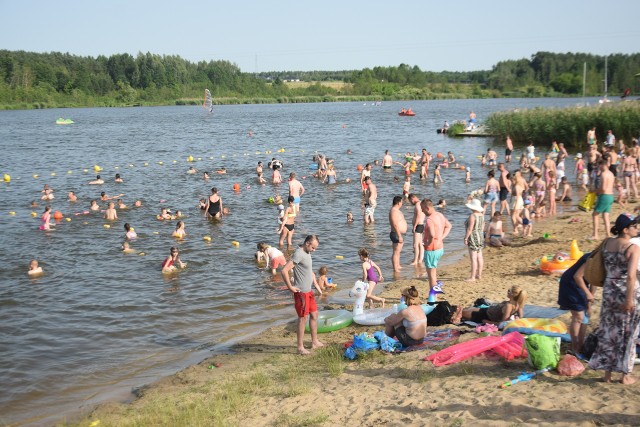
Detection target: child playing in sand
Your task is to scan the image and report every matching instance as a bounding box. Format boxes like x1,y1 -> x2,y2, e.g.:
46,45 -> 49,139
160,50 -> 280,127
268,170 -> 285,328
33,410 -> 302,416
358,248 -> 385,308
534,201 -> 547,218
172,221 -> 186,239
485,212 -> 511,247
317,266 -> 337,291
402,176 -> 411,199
28,259 -> 43,275
257,242 -> 287,274
548,171 -> 557,215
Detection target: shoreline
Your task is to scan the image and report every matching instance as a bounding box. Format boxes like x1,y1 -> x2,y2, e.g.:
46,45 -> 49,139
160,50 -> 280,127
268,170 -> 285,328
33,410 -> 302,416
66,202 -> 640,426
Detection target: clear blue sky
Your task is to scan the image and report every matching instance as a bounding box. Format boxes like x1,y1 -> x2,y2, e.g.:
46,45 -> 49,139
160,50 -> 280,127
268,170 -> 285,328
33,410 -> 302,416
1,0 -> 638,73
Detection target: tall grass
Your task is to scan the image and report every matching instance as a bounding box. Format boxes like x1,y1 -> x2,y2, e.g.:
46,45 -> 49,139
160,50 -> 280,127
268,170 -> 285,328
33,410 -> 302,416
486,102 -> 640,149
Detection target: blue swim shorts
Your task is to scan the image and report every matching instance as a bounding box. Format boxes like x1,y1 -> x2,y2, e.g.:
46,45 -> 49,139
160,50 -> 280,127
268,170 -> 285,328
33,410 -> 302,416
294,196 -> 301,204
424,248 -> 444,269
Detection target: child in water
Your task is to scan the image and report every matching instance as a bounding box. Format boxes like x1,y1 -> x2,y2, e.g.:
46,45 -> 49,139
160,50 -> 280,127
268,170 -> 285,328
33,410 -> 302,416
359,248 -> 385,308
172,221 -> 186,239
433,164 -> 444,184
317,266 -> 337,291
162,247 -> 186,273
465,167 -> 471,183
403,176 -> 411,199
257,242 -> 287,274
28,259 -> 43,276
121,241 -> 135,253
124,223 -> 137,240
346,211 -> 354,223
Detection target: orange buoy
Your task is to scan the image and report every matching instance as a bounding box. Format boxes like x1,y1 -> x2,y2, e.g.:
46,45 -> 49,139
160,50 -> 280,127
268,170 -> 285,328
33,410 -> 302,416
357,164 -> 363,172
436,152 -> 443,159
53,211 -> 63,219
459,165 -> 466,170
233,183 -> 240,192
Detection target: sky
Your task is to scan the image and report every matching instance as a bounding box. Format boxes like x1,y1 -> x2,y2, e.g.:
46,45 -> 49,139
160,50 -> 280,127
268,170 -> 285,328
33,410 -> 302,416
1,0 -> 639,73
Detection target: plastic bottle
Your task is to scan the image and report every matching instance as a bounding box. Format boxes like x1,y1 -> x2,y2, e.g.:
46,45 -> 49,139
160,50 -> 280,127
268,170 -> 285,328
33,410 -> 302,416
393,304 -> 398,313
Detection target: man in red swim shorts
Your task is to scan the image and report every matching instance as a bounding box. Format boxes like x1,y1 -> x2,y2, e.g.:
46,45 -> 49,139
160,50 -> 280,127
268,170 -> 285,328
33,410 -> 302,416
281,234 -> 324,355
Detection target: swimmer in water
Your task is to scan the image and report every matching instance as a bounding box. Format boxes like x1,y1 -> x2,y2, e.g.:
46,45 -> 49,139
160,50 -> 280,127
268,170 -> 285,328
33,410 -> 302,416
134,200 -> 142,207
203,172 -> 210,180
121,241 -> 135,253
104,202 -> 118,220
28,259 -> 43,275
89,175 -> 104,185
39,206 -> 52,230
347,212 -> 354,223
124,223 -> 137,240
162,247 -> 186,273
172,220 -> 186,239
256,161 -> 267,184
117,199 -> 127,209
115,173 -> 123,183
465,167 -> 471,183
157,208 -> 173,220
101,192 -> 124,201
187,166 -> 198,175
41,184 -> 54,200
436,199 -> 447,209
68,191 -> 77,202
90,200 -> 100,211
175,210 -> 183,218
30,200 -> 38,208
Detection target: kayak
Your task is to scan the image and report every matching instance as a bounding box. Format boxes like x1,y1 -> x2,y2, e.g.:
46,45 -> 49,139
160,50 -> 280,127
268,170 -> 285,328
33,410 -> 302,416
56,118 -> 74,125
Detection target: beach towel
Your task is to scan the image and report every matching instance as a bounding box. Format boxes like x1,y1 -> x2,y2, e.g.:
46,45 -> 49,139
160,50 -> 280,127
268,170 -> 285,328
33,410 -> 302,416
397,328 -> 461,352
522,305 -> 568,319
503,318 -> 571,342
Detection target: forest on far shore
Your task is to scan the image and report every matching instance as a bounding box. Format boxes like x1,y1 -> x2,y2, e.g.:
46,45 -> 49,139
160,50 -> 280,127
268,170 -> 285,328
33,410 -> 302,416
1,50 -> 639,110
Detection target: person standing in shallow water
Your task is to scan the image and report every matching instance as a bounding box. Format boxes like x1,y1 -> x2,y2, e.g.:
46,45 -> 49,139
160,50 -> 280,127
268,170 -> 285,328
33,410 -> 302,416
281,235 -> 324,355
389,195 -> 407,273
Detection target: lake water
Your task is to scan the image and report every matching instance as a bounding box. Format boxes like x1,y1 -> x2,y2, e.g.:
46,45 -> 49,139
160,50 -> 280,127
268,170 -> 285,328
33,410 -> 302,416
0,98 -> 594,425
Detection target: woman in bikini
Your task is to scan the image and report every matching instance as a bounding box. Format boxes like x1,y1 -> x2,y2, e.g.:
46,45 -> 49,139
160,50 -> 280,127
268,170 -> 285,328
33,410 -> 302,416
384,286 -> 427,346
278,196 -> 296,247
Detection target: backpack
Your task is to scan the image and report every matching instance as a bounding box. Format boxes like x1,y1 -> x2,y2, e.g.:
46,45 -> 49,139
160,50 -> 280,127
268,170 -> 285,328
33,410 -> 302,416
427,301 -> 455,326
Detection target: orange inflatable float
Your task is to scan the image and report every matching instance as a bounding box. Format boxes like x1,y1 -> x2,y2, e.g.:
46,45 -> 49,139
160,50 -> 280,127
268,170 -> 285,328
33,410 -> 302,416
540,240 -> 583,275
53,211 -> 63,219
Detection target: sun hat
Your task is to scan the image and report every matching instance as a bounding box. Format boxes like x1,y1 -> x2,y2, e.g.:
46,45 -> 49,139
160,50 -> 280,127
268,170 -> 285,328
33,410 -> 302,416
614,213 -> 638,231
465,198 -> 483,212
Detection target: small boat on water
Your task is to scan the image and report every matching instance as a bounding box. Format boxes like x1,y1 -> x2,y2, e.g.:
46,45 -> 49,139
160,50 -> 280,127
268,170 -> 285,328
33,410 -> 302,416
56,118 -> 74,125
398,109 -> 415,116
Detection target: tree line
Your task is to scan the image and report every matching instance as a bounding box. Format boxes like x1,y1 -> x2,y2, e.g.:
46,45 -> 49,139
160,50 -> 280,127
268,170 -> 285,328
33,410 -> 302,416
0,50 -> 638,109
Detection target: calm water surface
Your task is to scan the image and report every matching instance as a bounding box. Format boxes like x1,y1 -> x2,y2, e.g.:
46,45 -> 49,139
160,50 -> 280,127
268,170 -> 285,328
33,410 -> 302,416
0,98 -> 593,425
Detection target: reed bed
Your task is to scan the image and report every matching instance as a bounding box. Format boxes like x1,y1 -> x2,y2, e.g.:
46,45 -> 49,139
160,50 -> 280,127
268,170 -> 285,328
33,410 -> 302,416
486,102 -> 640,148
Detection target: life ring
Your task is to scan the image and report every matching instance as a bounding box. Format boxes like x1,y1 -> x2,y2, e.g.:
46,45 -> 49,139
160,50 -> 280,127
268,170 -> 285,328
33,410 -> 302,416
353,308 -> 395,326
305,309 -> 353,333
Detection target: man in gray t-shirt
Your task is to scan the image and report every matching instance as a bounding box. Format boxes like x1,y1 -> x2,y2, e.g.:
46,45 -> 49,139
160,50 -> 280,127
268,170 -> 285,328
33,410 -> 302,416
281,235 -> 324,355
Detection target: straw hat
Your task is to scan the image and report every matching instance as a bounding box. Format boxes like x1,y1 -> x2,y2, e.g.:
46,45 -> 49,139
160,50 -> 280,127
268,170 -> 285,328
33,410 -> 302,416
465,198 -> 483,212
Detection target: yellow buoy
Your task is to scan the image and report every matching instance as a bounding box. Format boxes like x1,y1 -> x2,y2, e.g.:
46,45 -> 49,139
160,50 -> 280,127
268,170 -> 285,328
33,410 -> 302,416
143,162 -> 149,166
172,160 -> 177,164
221,155 -> 226,159
65,217 -> 71,222
138,252 -> 145,256
3,174 -> 10,182
197,157 -> 202,161
31,212 -> 37,217
231,241 -> 240,246
67,170 -> 73,174
83,169 -> 89,173
114,166 -> 119,169
158,161 -> 164,165
203,236 -> 212,242
51,172 -> 56,176
335,255 -> 344,259
33,174 -> 39,179
94,165 -> 102,172
9,211 -> 16,216
103,224 -> 110,228
187,155 -> 194,162
153,231 -> 159,234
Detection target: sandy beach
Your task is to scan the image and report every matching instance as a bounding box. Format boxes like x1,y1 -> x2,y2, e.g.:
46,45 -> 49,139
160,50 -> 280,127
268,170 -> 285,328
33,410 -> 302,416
69,203 -> 640,427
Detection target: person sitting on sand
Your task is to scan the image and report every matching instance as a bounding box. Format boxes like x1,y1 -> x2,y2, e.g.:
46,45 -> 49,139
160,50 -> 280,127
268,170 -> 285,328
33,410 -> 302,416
384,286 -> 427,347
162,247 -> 186,273
485,212 -> 511,247
28,259 -> 43,276
557,176 -> 572,202
461,285 -> 527,324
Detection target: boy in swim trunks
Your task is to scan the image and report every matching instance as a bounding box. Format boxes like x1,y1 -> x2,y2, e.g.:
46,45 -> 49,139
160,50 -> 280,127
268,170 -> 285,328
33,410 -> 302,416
421,199 -> 452,292
591,159 -> 615,240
